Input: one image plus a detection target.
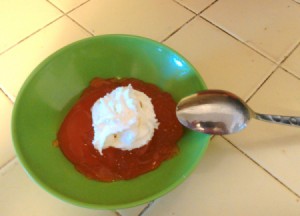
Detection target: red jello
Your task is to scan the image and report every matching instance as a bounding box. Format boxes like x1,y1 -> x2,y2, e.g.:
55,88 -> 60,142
57,78 -> 183,182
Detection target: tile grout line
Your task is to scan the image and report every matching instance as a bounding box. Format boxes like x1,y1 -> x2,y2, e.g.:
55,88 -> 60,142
173,0 -> 219,15
46,0 -> 90,14
172,0 -> 198,14
245,66 -> 278,103
293,0 -> 300,4
246,39 -> 300,103
278,39 -> 300,78
0,86 -> 15,103
46,0 -> 94,36
65,0 -> 91,14
222,136 -> 300,199
138,201 -> 155,216
163,0 -> 220,43
0,156 -> 17,171
280,66 -> 300,80
0,14 -> 64,57
197,0 -> 220,14
279,40 -> 300,66
114,210 -> 122,216
199,15 -> 278,65
66,15 -> 94,37
0,87 -> 16,171
161,15 -> 197,43
46,0 -> 64,13
115,201 -> 154,216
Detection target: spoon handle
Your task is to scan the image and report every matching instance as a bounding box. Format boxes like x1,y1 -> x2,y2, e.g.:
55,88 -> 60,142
255,113 -> 300,127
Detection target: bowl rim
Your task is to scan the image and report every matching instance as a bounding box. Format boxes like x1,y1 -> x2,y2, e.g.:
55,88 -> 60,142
11,34 -> 210,209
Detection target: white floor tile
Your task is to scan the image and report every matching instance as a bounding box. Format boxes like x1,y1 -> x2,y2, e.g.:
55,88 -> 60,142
175,0 -> 216,13
202,0 -> 300,63
0,91 -> 14,167
0,0 -> 62,53
282,44 -> 300,78
0,159 -> 116,216
164,17 -> 276,100
48,0 -> 89,12
226,68 -> 300,196
68,0 -> 194,41
143,137 -> 300,216
0,16 -> 90,97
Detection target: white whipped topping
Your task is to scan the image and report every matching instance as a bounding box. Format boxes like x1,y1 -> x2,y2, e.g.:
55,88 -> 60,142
91,84 -> 159,154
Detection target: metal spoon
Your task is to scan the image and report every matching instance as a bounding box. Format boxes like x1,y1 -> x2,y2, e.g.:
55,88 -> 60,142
176,89 -> 300,135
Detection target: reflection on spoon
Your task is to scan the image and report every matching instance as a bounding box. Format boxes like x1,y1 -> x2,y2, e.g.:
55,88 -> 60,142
176,90 -> 300,135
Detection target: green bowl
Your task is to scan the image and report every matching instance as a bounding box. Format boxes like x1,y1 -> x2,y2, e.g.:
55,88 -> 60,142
12,34 -> 210,209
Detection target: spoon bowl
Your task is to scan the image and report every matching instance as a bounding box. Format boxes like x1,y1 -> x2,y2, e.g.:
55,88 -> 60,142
176,90 -> 300,135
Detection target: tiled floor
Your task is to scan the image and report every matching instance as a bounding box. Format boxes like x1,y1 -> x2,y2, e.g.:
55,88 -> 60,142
1,0 -> 300,215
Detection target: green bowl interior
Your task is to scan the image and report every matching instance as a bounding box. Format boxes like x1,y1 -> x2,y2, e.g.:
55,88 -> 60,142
12,35 -> 210,209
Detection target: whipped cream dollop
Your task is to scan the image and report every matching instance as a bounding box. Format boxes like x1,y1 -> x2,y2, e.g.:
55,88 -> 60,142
91,85 -> 159,154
